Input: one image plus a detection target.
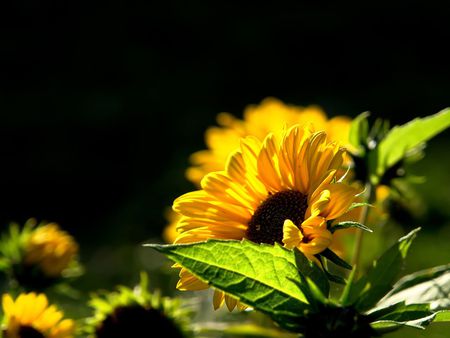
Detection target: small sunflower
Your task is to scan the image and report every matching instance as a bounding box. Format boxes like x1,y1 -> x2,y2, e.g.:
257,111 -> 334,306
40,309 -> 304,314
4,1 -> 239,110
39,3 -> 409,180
0,219 -> 81,290
85,273 -> 192,338
1,292 -> 75,338
164,97 -> 352,243
172,125 -> 360,310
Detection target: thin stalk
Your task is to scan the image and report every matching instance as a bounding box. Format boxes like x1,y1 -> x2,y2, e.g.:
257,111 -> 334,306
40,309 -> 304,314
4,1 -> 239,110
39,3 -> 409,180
351,182 -> 374,269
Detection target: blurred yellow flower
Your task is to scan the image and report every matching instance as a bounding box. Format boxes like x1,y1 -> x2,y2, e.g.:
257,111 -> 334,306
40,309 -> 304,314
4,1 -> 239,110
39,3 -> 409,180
2,292 -> 75,338
164,97 -> 352,243
186,97 -> 351,185
24,223 -> 78,278
172,125 -> 360,310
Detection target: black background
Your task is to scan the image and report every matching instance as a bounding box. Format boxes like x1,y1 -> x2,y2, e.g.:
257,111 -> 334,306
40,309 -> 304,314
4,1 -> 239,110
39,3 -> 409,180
1,1 -> 449,267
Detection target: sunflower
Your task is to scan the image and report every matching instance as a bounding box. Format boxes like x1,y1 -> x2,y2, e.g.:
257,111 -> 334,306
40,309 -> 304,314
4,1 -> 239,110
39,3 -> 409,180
186,97 -> 351,185
164,97 -> 352,243
84,273 -> 192,338
1,292 -> 75,338
172,125 -> 360,310
24,223 -> 79,278
0,219 -> 81,291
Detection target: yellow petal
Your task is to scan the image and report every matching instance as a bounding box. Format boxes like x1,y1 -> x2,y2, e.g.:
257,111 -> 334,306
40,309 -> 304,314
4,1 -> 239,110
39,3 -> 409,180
320,184 -> 359,219
225,295 -> 238,311
308,189 -> 331,218
282,219 -> 303,249
2,294 -> 15,318
213,290 -> 225,310
177,269 -> 209,291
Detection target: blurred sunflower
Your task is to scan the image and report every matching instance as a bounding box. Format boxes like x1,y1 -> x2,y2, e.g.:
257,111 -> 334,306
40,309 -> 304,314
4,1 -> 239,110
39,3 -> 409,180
0,219 -> 81,290
172,125 -> 360,310
187,97 -> 351,185
1,292 -> 75,338
84,273 -> 192,338
164,97 -> 352,243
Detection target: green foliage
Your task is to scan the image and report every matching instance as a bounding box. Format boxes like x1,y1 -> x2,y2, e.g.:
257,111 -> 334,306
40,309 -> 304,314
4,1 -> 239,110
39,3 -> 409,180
149,227 -> 449,336
349,111 -> 370,155
330,220 -> 373,233
368,108 -> 450,184
84,272 -> 193,337
0,219 -> 35,272
376,265 -> 450,312
342,228 -> 420,310
147,239 -> 310,331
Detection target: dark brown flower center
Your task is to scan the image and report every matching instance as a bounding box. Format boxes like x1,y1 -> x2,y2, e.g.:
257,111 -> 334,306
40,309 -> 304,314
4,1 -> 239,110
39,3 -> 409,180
14,326 -> 45,338
246,190 -> 308,244
96,305 -> 184,338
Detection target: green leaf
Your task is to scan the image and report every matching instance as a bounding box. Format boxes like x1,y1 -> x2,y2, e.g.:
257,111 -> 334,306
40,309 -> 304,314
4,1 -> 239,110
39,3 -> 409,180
371,312 -> 436,333
376,266 -> 450,312
370,304 -> 435,333
146,239 -> 310,331
196,323 -> 297,338
366,301 -> 407,321
387,263 -> 450,296
330,221 -> 373,233
319,248 -> 352,270
434,310 -> 450,322
339,265 -> 357,305
349,111 -> 370,154
345,228 -> 420,310
375,303 -> 433,322
368,108 -> 450,184
294,249 -> 329,298
347,202 -> 373,211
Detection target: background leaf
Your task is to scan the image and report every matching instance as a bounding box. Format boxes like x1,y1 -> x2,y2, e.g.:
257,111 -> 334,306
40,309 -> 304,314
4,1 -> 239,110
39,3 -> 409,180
147,239 -> 312,331
368,108 -> 450,184
376,268 -> 450,312
343,228 -> 420,310
371,312 -> 436,333
349,111 -> 370,154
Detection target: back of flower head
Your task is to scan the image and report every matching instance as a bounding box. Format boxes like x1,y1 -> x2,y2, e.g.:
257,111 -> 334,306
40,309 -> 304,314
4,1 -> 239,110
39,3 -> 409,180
0,218 -> 82,292
84,272 -> 193,338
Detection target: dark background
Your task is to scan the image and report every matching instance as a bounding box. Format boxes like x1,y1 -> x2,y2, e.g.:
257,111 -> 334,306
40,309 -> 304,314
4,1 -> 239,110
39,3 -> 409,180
1,1 -> 449,290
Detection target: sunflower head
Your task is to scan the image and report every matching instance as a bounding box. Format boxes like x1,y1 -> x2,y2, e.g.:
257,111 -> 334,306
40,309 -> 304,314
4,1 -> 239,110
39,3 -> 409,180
172,124 -> 361,310
0,219 -> 82,291
164,98 -> 352,244
84,272 -> 192,338
185,97 -> 352,186
1,292 -> 75,338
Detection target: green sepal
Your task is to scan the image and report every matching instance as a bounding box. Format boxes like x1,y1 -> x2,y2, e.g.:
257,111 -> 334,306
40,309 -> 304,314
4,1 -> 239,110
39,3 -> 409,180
319,248 -> 352,270
330,221 -> 373,234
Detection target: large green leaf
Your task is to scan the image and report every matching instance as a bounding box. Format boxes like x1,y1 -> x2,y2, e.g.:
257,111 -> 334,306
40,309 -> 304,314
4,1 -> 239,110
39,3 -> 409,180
146,240 -> 311,331
376,266 -> 450,312
343,228 -> 420,310
368,108 -> 450,184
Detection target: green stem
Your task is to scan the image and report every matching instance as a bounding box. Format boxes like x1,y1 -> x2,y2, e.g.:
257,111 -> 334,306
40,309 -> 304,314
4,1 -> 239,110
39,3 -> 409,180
351,182 -> 374,270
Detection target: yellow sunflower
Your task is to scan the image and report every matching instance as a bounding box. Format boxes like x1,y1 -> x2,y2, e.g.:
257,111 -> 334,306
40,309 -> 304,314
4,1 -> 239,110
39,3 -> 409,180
24,223 -> 79,278
186,97 -> 351,185
164,97 -> 352,243
2,292 -> 75,338
172,125 -> 360,310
